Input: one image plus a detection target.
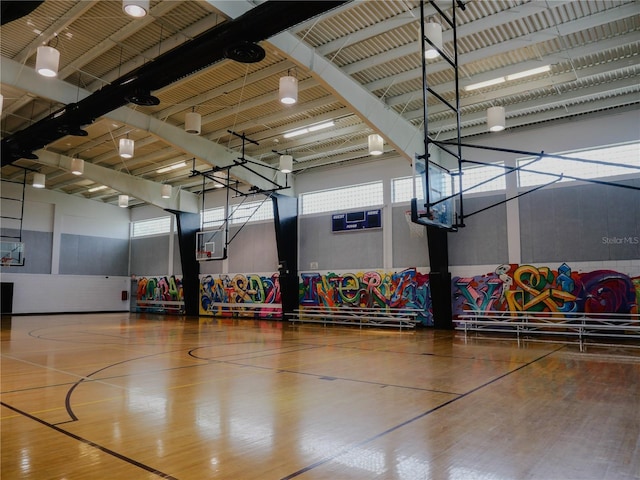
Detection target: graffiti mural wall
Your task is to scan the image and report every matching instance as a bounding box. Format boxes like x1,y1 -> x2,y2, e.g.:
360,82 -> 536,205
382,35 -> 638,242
135,275 -> 184,314
453,263 -> 639,316
299,268 -> 433,325
199,273 -> 282,318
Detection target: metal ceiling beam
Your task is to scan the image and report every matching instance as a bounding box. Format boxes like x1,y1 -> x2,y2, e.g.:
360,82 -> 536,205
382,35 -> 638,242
0,56 -> 285,193
34,150 -> 199,213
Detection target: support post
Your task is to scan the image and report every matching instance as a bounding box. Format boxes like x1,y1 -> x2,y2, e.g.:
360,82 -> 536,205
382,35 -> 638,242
271,194 -> 298,321
170,210 -> 200,317
426,225 -> 453,329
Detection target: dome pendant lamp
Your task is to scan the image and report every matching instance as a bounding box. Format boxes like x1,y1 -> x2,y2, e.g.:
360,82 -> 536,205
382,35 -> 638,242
279,74 -> 298,105
70,158 -> 84,175
368,134 -> 384,155
36,45 -> 60,77
118,195 -> 129,208
279,154 -> 293,174
185,109 -> 201,134
161,184 -> 172,199
487,106 -> 506,132
32,173 -> 46,188
119,137 -> 135,158
123,0 -> 149,17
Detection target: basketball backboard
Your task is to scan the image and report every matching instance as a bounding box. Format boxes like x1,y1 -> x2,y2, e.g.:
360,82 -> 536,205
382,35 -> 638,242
411,146 -> 456,229
196,229 -> 227,261
0,241 -> 25,266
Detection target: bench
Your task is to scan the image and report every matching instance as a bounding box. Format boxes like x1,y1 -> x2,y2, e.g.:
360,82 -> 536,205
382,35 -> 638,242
287,306 -> 420,331
456,311 -> 640,351
205,302 -> 282,317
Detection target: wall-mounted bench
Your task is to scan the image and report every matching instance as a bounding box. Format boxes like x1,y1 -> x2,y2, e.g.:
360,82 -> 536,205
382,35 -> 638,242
456,311 -> 640,351
287,306 -> 420,331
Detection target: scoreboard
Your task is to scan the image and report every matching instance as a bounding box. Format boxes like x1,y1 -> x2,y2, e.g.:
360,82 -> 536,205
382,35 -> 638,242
332,209 -> 381,232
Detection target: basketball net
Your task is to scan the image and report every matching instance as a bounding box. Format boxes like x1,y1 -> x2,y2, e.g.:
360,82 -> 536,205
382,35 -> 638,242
405,211 -> 425,238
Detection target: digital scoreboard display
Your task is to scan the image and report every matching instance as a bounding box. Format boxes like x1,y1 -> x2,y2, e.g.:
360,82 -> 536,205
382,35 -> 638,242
332,209 -> 381,232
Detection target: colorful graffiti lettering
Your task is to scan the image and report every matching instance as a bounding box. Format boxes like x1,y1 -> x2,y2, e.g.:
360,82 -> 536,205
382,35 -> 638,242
199,273 -> 281,318
135,275 -> 184,314
453,264 -> 639,316
299,268 -> 432,325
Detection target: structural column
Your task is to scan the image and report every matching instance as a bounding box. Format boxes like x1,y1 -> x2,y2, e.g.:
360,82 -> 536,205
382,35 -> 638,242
426,225 -> 453,329
271,193 -> 298,321
171,210 -> 200,317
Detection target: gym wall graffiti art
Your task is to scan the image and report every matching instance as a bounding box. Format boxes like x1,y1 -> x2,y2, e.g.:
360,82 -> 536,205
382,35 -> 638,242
453,263 -> 639,316
199,273 -> 282,318
135,275 -> 184,314
299,268 -> 433,325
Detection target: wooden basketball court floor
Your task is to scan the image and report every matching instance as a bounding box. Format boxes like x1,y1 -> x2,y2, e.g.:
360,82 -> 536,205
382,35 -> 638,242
1,313 -> 639,480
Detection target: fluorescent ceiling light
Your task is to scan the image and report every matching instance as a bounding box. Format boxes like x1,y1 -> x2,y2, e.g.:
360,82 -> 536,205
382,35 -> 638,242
464,77 -> 505,91
283,121 -> 334,139
88,185 -> 107,192
506,65 -> 551,81
464,65 -> 552,92
157,161 -> 187,174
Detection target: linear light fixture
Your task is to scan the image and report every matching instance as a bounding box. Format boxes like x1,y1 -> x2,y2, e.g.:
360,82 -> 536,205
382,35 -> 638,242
464,77 -> 505,92
465,65 -> 550,91
157,161 -> 187,174
283,121 -> 334,139
506,65 -> 551,81
88,185 -> 107,193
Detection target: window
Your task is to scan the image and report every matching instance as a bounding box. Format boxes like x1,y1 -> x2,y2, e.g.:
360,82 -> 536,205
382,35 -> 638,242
300,181 -> 383,215
456,163 -> 505,194
131,217 -> 171,237
392,176 -> 424,203
518,142 -> 640,187
202,207 -> 225,228
230,200 -> 273,224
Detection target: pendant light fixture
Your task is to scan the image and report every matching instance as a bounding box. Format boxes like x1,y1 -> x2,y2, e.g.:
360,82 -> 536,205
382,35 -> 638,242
487,106 -> 506,132
32,173 -> 46,188
123,0 -> 149,17
119,137 -> 134,158
368,134 -> 384,155
424,21 -> 443,60
70,157 -> 84,175
279,154 -> 293,173
36,45 -> 60,77
279,72 -> 298,105
118,195 -> 129,208
161,184 -> 172,199
185,108 -> 201,135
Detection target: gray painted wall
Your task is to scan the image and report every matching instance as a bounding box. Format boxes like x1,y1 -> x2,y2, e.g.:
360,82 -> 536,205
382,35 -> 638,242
59,233 -> 128,275
520,178 -> 640,263
449,194 -> 509,265
300,214 -> 384,271
392,206 -> 429,268
130,235 -> 170,276
227,222 -> 278,273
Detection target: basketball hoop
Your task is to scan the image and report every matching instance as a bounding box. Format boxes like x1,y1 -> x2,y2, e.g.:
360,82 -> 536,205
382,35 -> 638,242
405,211 -> 426,238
